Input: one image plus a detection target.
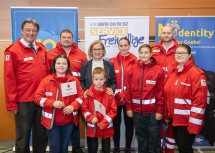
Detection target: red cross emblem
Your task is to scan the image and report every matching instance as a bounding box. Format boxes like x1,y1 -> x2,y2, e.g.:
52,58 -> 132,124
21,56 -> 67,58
67,83 -> 70,88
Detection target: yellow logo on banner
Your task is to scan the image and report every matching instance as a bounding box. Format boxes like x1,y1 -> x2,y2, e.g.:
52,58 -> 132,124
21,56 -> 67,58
37,39 -> 56,50
90,27 -> 128,36
157,20 -> 214,39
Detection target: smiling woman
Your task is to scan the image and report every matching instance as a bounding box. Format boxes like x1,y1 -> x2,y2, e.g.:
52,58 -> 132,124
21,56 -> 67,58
164,44 -> 208,153
80,40 -> 116,93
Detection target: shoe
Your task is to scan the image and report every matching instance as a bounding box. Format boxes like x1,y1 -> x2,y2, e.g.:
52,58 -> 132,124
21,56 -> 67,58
113,147 -> 120,153
124,148 -> 131,153
72,146 -> 84,153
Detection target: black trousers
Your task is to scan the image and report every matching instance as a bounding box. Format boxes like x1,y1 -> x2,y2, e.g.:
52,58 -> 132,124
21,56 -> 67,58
15,102 -> 48,153
87,137 -> 110,153
172,126 -> 195,153
113,105 -> 134,149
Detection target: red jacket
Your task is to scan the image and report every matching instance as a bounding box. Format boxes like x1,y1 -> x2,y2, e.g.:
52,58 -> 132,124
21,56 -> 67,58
164,59 -> 207,134
82,85 -> 117,138
110,53 -> 137,106
47,42 -> 87,79
152,39 -> 178,77
125,58 -> 165,115
34,74 -> 84,130
4,39 -> 48,111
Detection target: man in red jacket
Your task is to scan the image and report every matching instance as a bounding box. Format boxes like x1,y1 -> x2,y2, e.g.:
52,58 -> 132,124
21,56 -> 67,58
47,29 -> 87,153
152,25 -> 178,153
4,19 -> 48,153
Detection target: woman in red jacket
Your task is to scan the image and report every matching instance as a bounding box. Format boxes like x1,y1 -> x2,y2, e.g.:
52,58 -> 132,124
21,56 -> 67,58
125,44 -> 165,153
110,37 -> 137,153
82,67 -> 117,153
164,44 -> 208,153
34,54 -> 84,153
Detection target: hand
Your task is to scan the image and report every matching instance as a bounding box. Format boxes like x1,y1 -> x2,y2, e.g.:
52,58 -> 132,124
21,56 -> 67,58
9,110 -> 18,115
53,101 -> 65,109
126,110 -> 133,118
156,113 -> 163,120
97,123 -> 103,130
84,90 -> 88,98
116,92 -> 125,101
91,117 -> 98,124
63,105 -> 74,114
106,87 -> 113,95
164,119 -> 170,124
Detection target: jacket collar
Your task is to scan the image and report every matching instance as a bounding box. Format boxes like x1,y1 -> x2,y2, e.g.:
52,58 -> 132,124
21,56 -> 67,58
56,42 -> 78,54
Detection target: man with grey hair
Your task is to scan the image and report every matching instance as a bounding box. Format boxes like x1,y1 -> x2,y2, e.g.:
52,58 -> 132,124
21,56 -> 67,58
4,18 -> 48,153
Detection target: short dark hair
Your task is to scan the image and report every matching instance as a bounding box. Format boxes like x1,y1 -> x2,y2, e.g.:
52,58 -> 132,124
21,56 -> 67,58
176,44 -> 192,54
50,54 -> 72,75
118,37 -> 130,46
21,18 -> 39,31
60,29 -> 73,38
138,44 -> 152,53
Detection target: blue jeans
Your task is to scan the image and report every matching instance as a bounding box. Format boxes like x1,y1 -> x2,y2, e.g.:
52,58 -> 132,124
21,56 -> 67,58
133,113 -> 161,153
47,122 -> 74,153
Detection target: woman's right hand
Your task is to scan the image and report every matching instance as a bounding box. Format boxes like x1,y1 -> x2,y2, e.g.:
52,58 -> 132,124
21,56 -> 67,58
53,101 -> 65,109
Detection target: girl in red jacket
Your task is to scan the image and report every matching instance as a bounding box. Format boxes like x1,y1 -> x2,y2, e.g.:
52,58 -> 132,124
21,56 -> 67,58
109,37 -> 137,153
34,54 -> 84,153
125,44 -> 165,153
164,44 -> 207,153
82,67 -> 117,153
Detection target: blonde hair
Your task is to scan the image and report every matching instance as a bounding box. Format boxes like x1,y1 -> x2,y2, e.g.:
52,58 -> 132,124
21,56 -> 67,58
93,67 -> 106,78
88,40 -> 106,59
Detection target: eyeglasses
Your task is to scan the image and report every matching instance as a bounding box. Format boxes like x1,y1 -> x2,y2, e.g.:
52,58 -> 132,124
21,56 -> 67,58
24,29 -> 38,33
174,52 -> 189,55
92,48 -> 103,51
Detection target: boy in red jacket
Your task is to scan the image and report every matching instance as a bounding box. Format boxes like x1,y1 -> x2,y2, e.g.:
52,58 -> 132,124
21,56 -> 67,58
82,67 -> 117,153
125,44 -> 165,153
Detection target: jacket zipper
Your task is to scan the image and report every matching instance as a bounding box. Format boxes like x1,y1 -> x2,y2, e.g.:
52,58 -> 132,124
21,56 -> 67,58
140,65 -> 144,113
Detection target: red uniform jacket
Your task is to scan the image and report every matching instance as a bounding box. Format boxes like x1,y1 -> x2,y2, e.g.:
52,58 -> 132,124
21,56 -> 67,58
152,39 -> 178,77
125,58 -> 165,115
82,85 -> 117,138
34,74 -> 84,130
47,42 -> 87,79
164,59 -> 208,134
4,38 -> 48,111
110,52 -> 137,106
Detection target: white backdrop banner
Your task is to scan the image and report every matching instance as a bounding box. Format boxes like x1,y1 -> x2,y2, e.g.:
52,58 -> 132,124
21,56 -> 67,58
85,16 -> 149,60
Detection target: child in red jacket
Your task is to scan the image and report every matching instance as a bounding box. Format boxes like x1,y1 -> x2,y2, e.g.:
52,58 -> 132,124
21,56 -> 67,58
82,67 -> 117,153
125,44 -> 165,153
34,54 -> 84,153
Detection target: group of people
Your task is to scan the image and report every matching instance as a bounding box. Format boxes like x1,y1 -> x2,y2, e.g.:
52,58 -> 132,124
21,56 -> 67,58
4,18 -> 208,153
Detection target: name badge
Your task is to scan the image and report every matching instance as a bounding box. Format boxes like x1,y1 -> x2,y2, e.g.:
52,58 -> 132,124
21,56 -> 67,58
61,81 -> 77,97
152,49 -> 160,52
73,60 -> 81,63
146,80 -> 156,85
45,92 -> 53,96
24,57 -> 33,61
94,100 -> 106,117
115,70 -> 119,73
181,82 -> 191,86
